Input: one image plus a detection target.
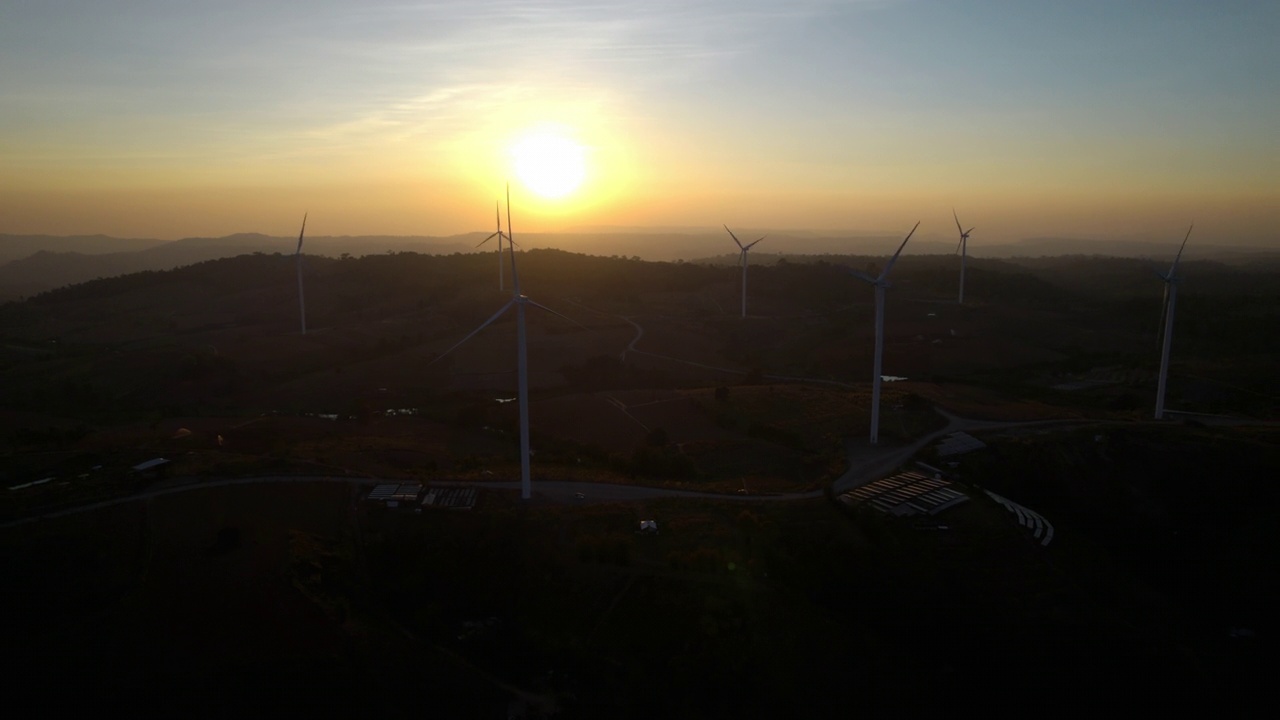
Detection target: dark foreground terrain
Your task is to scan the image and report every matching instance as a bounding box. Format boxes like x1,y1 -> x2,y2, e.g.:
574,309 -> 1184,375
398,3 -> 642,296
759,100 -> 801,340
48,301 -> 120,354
2,424 -> 1275,717
1,249 -> 1276,716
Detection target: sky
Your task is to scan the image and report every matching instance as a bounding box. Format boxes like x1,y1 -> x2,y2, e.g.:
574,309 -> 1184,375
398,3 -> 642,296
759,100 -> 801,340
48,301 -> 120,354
1,0 -> 1277,245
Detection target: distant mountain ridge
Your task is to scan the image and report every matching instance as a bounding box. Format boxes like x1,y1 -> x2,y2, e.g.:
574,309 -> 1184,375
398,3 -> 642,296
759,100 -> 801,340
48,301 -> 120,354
0,231 -> 1274,300
0,234 -> 166,264
0,233 -> 475,300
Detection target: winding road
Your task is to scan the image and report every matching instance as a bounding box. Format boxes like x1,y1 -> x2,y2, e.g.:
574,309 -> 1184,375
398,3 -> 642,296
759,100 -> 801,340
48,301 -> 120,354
2,406 -> 1094,530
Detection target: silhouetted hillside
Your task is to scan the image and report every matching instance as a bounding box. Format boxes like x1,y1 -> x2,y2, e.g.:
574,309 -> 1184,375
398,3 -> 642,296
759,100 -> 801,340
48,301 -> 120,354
2,249 -> 1275,429
4,231 -> 1276,300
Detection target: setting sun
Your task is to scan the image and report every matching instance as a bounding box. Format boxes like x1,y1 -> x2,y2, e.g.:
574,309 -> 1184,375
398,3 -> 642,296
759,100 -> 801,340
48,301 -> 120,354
510,127 -> 587,200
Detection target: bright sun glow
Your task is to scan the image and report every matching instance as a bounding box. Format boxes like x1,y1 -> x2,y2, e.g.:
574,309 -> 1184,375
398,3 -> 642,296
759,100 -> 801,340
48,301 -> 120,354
510,128 -> 587,199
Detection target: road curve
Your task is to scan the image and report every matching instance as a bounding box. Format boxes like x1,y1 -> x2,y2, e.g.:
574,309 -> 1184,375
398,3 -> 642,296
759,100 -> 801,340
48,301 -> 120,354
1,474 -> 823,529
832,408 -> 1092,494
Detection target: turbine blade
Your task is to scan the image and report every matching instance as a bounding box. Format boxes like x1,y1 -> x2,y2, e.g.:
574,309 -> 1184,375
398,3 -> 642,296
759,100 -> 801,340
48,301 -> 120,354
724,225 -> 745,250
507,182 -> 519,293
745,236 -> 765,250
849,269 -> 877,284
1170,223 -> 1192,276
296,212 -> 307,255
966,227 -> 976,236
879,221 -> 919,281
955,237 -> 964,254
476,231 -> 500,248
428,300 -> 515,367
527,299 -> 588,330
953,208 -> 963,236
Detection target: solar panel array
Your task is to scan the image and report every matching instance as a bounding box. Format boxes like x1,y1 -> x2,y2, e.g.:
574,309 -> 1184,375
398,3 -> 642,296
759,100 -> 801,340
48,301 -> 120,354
839,471 -> 970,517
367,484 -> 398,501
935,432 -> 987,457
422,487 -> 478,510
392,483 -> 422,501
367,483 -> 423,502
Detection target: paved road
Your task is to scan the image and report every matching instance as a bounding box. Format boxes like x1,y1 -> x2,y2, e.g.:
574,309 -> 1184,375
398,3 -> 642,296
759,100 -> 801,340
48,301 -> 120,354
831,408 -> 1089,495
3,407 -> 1096,530
435,479 -> 823,504
0,474 -> 824,529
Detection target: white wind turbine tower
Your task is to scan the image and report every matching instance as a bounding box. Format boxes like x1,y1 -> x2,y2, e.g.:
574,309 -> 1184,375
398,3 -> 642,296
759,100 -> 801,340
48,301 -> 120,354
1154,224 -> 1192,420
431,185 -> 579,500
952,209 -> 974,305
475,201 -> 513,291
294,213 -> 307,335
724,225 -> 765,319
850,221 -> 919,445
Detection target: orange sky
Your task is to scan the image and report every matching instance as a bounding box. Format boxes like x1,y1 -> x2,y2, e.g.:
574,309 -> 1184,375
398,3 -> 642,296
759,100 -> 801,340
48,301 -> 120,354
1,2 -> 1276,246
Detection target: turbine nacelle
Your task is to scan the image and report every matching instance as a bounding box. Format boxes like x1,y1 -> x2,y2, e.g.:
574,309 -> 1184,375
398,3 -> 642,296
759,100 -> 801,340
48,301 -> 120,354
724,225 -> 765,252
725,225 -> 744,250
475,230 -> 511,248
952,209 -> 973,249
725,225 -> 765,319
849,269 -> 887,288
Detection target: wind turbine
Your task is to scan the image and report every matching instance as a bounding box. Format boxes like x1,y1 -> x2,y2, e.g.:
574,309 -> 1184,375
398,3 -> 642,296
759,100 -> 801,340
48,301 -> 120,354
850,221 -> 920,445
476,201 -> 513,291
1154,224 -> 1192,420
431,185 -> 579,499
724,225 -> 765,318
295,213 -> 307,335
953,209 -> 974,305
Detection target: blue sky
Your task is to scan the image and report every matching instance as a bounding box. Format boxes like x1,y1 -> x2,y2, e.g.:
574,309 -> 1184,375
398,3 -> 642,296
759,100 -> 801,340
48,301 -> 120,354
1,0 -> 1276,242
